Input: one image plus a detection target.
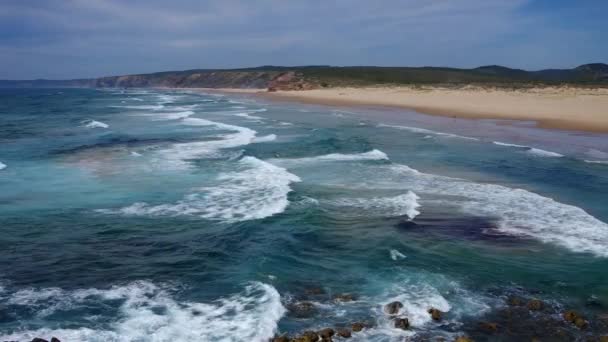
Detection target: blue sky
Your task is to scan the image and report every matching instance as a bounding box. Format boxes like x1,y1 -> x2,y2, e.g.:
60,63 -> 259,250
1,0 -> 606,79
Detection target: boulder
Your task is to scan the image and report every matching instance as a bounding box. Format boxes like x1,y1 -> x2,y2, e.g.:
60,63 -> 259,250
31,339 -> 49,342
271,336 -> 289,342
573,317 -> 588,329
428,307 -> 442,321
318,328 -> 334,339
351,322 -> 365,332
506,296 -> 524,306
394,318 -> 410,330
384,301 -> 404,315
334,293 -> 355,302
454,337 -> 473,342
599,336 -> 608,342
336,328 -> 351,338
294,331 -> 319,342
51,339 -> 61,342
527,299 -> 544,311
563,310 -> 580,322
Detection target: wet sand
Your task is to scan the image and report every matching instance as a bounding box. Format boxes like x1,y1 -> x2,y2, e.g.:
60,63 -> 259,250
261,86 -> 608,133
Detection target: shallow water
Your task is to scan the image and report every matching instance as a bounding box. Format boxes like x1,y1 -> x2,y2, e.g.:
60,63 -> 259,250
1,88 -> 607,341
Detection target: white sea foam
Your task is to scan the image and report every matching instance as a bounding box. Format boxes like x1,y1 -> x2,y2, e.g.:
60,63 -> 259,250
108,157 -> 300,222
253,134 -> 277,143
378,164 -> 608,257
143,110 -> 195,121
82,120 -> 109,129
270,149 -> 388,166
327,191 -> 420,219
0,281 -> 284,342
160,118 -> 258,165
390,249 -> 407,260
113,105 -> 164,110
0,162 -> 6,170
526,148 -> 564,158
493,141 -> 564,157
584,160 -> 608,165
492,141 -> 529,148
130,151 -> 142,157
234,112 -> 264,120
379,124 -> 479,141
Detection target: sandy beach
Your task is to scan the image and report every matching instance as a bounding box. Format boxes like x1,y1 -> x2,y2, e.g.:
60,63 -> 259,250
259,86 -> 608,133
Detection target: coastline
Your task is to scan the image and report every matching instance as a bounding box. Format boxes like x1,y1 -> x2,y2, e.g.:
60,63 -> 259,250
250,86 -> 608,133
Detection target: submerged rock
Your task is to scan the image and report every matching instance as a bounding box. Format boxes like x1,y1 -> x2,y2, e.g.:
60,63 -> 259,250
507,296 -> 524,306
527,299 -> 544,311
293,331 -> 319,342
271,335 -> 290,342
351,322 -> 365,332
454,337 -> 473,342
385,301 -> 404,315
336,328 -> 351,338
562,309 -> 588,329
428,307 -> 443,321
304,286 -> 326,296
394,317 -> 410,330
334,293 -> 355,302
318,328 -> 335,339
288,301 -> 317,318
478,322 -> 498,333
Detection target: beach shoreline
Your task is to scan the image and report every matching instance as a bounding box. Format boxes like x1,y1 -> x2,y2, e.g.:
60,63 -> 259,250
190,86 -> 608,133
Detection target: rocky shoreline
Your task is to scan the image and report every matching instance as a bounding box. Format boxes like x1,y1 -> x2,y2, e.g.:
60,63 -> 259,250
270,285 -> 608,342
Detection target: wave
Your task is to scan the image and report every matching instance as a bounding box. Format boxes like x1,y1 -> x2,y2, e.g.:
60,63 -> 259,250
158,118 -> 258,165
390,249 -> 407,260
0,281 -> 284,342
378,164 -> 608,256
234,112 -> 264,120
584,160 -> 608,165
0,161 -> 6,170
492,141 -> 528,148
379,124 -> 479,141
493,141 -> 564,157
526,148 -> 564,158
82,120 -> 109,129
138,110 -> 195,121
326,191 -> 420,220
105,157 -> 301,222
112,105 -> 165,110
270,149 -> 389,166
253,134 -> 277,143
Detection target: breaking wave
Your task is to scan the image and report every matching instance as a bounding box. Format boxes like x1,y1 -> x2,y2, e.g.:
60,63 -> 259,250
0,281 -> 284,342
0,161 -> 6,170
104,157 -> 301,222
379,124 -> 479,141
82,120 -> 109,129
326,191 -> 421,220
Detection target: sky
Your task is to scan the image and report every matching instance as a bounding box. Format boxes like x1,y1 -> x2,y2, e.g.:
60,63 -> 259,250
1,0 -> 607,79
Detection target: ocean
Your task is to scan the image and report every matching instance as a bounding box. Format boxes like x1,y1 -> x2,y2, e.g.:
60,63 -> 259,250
0,87 -> 607,341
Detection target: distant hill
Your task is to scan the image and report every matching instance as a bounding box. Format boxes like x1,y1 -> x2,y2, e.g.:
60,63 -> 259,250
1,63 -> 607,89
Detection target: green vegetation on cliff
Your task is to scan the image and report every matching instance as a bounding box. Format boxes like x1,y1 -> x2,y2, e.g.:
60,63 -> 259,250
1,63 -> 607,89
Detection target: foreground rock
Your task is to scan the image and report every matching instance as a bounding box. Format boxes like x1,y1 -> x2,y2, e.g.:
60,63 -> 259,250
385,301 -> 404,315
336,328 -> 351,338
31,338 -> 61,342
527,299 -> 544,311
394,317 -> 410,330
351,322 -> 365,332
428,307 -> 443,321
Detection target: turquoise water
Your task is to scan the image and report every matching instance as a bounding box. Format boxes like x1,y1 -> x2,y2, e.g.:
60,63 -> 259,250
0,88 -> 607,341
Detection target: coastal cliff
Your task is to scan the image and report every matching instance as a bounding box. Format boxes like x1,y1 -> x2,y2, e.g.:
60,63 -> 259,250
1,63 -> 607,89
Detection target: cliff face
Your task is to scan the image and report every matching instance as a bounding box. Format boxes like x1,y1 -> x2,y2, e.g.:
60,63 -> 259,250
3,63 -> 608,89
95,71 -> 282,89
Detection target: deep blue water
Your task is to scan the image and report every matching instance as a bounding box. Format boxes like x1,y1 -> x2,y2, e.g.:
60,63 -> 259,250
0,88 -> 607,341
